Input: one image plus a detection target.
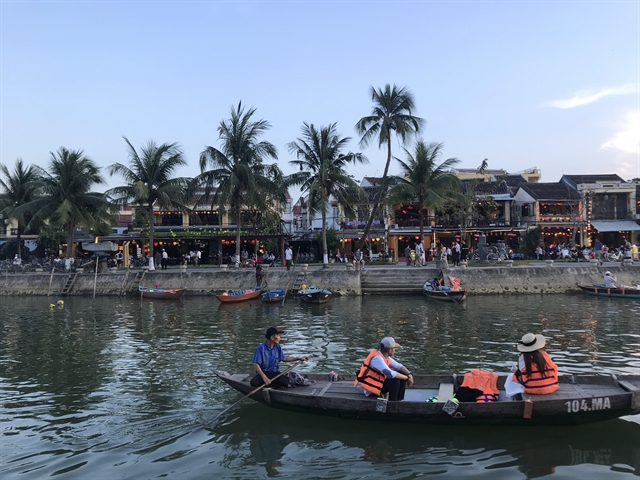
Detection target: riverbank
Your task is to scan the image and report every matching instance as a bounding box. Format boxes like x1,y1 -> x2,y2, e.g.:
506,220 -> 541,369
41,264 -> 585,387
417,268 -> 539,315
1,263 -> 639,296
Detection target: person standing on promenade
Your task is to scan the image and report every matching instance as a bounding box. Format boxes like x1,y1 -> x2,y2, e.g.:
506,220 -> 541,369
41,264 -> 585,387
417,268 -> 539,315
404,245 -> 412,266
594,239 -> 603,265
161,249 -> 168,270
250,327 -> 310,388
285,245 -> 293,270
354,337 -> 414,401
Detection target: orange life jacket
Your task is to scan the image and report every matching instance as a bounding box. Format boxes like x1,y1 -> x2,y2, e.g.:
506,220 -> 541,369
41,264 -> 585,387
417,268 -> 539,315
354,350 -> 390,396
513,350 -> 559,394
461,369 -> 500,402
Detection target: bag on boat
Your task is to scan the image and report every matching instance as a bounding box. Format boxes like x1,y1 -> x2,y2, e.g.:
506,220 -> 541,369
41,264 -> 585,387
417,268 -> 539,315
287,371 -> 316,387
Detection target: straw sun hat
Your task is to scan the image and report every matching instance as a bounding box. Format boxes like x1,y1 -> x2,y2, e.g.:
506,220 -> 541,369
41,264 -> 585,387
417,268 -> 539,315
517,333 -> 546,352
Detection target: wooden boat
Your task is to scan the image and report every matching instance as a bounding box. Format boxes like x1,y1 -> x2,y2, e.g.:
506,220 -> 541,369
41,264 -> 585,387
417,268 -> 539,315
216,371 -> 640,426
138,285 -> 186,299
298,287 -> 332,304
577,284 -> 640,299
216,286 -> 263,303
423,281 -> 467,302
261,288 -> 286,303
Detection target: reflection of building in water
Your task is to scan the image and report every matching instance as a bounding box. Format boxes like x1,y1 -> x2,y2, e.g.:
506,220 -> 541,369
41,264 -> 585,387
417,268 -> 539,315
249,434 -> 289,476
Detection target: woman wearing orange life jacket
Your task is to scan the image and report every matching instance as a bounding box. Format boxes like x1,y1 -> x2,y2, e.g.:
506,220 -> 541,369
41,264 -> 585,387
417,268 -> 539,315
354,337 -> 414,401
512,333 -> 559,395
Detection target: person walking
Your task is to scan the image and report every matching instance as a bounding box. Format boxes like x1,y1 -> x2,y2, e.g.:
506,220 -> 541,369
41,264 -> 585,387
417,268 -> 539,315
285,246 -> 293,270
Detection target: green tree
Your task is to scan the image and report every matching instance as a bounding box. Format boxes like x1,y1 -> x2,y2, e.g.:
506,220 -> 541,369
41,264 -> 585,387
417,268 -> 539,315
355,84 -> 424,249
198,102 -> 283,261
287,122 -> 366,267
387,141 -> 460,243
520,226 -> 543,258
107,137 -> 189,266
0,159 -> 42,259
17,148 -> 111,259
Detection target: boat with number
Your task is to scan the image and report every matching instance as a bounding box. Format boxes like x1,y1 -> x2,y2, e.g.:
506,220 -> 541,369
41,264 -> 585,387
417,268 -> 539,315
298,287 -> 332,304
216,371 -> 640,426
261,288 -> 286,303
577,284 -> 640,299
138,286 -> 186,299
216,286 -> 263,303
423,276 -> 467,302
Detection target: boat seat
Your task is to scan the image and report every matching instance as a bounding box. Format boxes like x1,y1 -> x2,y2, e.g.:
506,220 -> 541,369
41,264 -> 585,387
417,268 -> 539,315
438,383 -> 454,403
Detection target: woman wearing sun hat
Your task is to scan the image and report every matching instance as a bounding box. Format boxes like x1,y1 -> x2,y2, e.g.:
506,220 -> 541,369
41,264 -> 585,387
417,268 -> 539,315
510,333 -> 559,396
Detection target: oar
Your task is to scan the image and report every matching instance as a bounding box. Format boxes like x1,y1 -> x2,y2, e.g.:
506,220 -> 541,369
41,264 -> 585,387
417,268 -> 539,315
201,359 -> 305,429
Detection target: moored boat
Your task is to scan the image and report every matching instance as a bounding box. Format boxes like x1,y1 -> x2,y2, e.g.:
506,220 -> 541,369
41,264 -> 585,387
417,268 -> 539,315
138,286 -> 186,299
298,287 -> 332,304
577,284 -> 640,299
216,371 -> 640,426
261,288 -> 286,303
216,286 -> 263,303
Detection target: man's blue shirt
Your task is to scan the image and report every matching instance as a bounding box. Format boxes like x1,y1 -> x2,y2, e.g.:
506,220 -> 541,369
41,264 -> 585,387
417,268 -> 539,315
253,342 -> 285,372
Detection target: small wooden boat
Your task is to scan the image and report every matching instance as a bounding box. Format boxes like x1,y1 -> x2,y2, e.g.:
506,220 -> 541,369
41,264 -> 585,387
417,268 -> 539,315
423,281 -> 467,302
298,287 -> 332,304
261,288 -> 286,303
577,284 -> 640,299
138,285 -> 186,299
216,286 -> 263,303
216,371 -> 640,426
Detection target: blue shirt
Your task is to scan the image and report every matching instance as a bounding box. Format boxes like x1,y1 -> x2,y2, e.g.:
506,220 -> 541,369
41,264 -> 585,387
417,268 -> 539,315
253,342 -> 285,372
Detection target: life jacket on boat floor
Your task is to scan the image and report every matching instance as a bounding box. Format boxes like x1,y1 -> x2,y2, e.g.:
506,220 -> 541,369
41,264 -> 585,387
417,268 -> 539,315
461,369 -> 500,402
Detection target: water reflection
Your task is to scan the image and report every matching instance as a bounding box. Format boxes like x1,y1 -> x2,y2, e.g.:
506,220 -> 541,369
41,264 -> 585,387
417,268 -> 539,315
1,295 -> 639,479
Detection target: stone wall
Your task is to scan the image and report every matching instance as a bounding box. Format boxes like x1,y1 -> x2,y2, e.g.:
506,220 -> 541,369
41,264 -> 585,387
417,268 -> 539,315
0,264 -> 638,296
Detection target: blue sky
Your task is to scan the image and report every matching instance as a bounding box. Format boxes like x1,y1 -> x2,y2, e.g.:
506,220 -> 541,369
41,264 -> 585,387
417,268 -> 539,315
1,1 -> 639,201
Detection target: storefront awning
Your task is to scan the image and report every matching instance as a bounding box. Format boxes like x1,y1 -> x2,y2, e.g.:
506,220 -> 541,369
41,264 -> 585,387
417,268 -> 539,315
591,220 -> 640,232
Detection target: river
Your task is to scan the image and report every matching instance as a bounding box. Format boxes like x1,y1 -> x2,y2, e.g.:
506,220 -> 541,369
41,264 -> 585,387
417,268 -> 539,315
1,295 -> 639,479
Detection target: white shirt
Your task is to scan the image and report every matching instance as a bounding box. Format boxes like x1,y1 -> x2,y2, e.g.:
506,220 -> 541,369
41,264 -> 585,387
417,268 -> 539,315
162,251 -> 168,259
604,275 -> 617,288
285,248 -> 292,260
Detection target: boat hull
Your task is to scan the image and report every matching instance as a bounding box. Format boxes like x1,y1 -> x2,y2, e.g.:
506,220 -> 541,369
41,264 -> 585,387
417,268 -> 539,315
261,288 -> 286,303
298,288 -> 332,304
217,286 -> 263,303
578,284 -> 640,299
138,286 -> 186,299
423,287 -> 467,302
216,372 -> 640,426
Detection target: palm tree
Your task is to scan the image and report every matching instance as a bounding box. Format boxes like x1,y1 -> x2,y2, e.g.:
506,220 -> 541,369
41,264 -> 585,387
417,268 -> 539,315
0,159 -> 43,259
107,137 -> 189,267
355,84 -> 424,249
387,141 -> 460,244
17,147 -> 110,260
287,122 -> 367,267
198,102 -> 282,262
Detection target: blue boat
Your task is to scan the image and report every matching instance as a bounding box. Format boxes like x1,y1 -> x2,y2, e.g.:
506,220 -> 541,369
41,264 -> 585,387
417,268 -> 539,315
298,287 -> 332,304
261,288 -> 287,303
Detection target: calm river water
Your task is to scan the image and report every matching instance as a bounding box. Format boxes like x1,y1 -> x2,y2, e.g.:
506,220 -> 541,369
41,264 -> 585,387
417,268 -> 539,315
1,294 -> 639,479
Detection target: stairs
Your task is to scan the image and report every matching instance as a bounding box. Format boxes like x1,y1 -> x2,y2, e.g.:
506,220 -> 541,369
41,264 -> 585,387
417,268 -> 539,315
61,272 -> 79,296
360,267 -> 439,294
121,269 -> 146,295
291,271 -> 306,291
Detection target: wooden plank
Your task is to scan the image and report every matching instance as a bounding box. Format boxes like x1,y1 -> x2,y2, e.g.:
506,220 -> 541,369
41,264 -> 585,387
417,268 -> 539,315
438,383 -> 454,403
317,382 -> 333,397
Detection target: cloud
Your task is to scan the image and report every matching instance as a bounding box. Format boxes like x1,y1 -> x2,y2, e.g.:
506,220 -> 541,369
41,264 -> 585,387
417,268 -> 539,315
602,111 -> 640,156
540,85 -> 636,109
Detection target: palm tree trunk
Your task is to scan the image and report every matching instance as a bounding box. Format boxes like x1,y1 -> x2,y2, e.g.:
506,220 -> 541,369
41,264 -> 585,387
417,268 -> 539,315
235,199 -> 242,263
322,208 -> 328,267
148,202 -> 155,269
16,227 -> 22,260
66,222 -> 74,263
359,138 -> 393,249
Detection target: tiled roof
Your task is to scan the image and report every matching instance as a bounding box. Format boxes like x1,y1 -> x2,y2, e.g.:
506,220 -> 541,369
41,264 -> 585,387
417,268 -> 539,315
454,168 -> 507,175
561,174 -> 626,187
463,180 -> 510,195
519,182 -> 581,200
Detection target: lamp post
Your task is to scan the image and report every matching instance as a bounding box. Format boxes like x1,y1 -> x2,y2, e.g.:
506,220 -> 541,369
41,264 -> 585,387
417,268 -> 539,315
338,214 -> 345,262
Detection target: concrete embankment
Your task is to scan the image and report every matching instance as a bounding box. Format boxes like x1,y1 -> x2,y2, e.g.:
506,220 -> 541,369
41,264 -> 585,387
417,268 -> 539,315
0,264 -> 638,296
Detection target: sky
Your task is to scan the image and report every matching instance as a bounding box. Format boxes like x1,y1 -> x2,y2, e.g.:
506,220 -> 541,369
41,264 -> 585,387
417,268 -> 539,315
1,0 -> 639,203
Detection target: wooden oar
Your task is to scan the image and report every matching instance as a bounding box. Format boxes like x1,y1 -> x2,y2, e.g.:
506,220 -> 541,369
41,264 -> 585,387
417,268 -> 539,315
201,359 -> 305,429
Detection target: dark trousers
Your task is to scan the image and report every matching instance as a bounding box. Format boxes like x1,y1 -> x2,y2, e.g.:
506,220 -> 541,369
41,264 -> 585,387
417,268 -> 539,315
250,371 -> 289,389
380,377 -> 407,401
286,259 -> 292,270
161,258 -> 167,270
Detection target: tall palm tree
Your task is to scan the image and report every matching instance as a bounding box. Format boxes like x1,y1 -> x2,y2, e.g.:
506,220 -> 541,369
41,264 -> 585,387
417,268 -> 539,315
107,137 -> 189,267
387,141 -> 460,244
17,147 -> 110,259
355,84 -> 424,249
198,102 -> 282,262
0,159 -> 43,259
287,122 -> 367,267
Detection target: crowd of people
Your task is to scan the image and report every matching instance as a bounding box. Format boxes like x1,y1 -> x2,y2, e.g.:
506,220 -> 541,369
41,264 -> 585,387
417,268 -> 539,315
537,239 -> 637,264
